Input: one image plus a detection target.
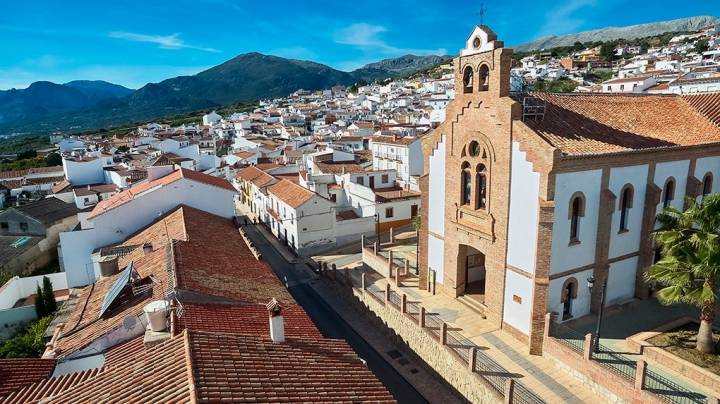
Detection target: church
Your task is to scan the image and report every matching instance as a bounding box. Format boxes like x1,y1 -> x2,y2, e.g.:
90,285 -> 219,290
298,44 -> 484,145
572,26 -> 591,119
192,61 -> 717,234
418,25 -> 720,354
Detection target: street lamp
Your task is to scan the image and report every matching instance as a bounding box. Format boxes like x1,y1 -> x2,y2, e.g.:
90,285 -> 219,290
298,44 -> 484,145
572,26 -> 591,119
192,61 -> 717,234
587,275 -> 608,353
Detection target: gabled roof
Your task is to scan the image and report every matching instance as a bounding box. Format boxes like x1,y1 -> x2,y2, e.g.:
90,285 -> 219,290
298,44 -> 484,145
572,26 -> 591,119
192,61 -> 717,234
268,179 -> 317,208
52,205 -> 293,359
235,165 -> 275,187
88,169 -> 235,219
516,92 -> 720,156
8,197 -> 79,226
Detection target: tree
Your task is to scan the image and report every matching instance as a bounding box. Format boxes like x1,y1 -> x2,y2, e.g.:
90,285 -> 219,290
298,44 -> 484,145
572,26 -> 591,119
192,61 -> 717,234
646,194 -> 720,354
42,276 -> 57,314
695,39 -> 710,54
45,152 -> 62,167
34,285 -> 46,318
573,41 -> 585,52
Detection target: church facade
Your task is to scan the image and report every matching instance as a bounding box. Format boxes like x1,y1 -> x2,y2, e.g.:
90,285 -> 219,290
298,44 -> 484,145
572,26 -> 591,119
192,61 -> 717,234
418,25 -> 720,353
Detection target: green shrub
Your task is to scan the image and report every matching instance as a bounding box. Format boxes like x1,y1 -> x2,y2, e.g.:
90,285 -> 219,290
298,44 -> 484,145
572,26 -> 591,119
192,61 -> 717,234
0,316 -> 53,358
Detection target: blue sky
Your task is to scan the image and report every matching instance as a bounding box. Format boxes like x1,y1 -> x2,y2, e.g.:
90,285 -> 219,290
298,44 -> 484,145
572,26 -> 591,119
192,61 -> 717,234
1,0 -> 717,90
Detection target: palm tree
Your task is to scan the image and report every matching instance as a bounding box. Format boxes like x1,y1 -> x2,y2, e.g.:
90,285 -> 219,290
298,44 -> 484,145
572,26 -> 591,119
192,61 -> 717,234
646,194 -> 720,354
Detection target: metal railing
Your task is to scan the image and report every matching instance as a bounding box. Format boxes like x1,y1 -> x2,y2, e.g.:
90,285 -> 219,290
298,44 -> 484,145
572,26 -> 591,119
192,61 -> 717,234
644,367 -> 707,404
549,319 -> 708,404
359,273 -> 545,404
592,341 -> 637,382
550,321 -> 585,355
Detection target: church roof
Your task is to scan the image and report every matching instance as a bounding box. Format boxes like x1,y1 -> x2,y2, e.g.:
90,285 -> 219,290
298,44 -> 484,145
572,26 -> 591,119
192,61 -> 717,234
516,92 -> 720,156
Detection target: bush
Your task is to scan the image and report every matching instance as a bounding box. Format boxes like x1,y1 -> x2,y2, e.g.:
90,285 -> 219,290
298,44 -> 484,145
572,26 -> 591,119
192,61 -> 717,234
0,316 -> 53,358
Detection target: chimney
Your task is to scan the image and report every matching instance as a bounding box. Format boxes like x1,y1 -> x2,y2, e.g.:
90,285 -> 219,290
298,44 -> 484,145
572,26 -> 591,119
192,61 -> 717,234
393,133 -> 398,142
98,255 -> 119,278
143,242 -> 153,254
266,298 -> 285,343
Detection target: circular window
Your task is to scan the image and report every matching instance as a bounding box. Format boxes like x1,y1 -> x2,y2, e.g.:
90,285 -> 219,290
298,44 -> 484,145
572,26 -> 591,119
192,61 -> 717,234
468,141 -> 480,157
473,37 -> 481,49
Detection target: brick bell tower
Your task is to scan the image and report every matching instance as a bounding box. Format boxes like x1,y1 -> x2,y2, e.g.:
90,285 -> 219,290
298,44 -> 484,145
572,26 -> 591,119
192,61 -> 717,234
419,24 -> 520,338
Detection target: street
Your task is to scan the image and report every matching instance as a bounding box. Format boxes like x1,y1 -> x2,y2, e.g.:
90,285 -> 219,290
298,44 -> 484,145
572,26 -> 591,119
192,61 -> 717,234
242,223 -> 429,404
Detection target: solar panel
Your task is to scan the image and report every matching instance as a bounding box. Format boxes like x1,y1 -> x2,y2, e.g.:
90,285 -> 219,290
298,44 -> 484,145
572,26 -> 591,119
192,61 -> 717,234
98,262 -> 135,318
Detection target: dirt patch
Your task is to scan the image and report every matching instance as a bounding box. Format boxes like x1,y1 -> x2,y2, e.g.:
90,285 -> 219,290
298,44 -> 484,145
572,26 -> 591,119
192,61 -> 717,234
647,322 -> 720,375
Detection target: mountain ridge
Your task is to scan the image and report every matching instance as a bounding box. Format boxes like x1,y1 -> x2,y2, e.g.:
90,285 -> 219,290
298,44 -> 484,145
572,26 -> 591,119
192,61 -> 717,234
0,53 -> 445,135
514,15 -> 719,52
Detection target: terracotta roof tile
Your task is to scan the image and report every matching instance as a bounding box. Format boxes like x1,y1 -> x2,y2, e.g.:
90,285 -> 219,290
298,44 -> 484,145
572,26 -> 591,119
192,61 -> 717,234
268,179 -> 317,208
188,331 -> 395,403
0,367 -> 104,403
235,165 -> 276,187
0,359 -> 56,397
88,168 -> 235,219
517,92 -> 720,155
178,303 -> 322,339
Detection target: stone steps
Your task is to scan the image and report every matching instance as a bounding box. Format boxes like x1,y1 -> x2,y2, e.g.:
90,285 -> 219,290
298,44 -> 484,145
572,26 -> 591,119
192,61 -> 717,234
457,295 -> 487,318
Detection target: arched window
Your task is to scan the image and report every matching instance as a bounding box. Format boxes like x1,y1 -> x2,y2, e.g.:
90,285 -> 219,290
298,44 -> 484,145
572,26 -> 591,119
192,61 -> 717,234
476,164 -> 487,209
702,173 -> 713,200
663,178 -> 675,209
463,66 -> 474,94
461,162 -> 471,205
478,64 -> 490,91
569,193 -> 585,243
619,185 -> 634,232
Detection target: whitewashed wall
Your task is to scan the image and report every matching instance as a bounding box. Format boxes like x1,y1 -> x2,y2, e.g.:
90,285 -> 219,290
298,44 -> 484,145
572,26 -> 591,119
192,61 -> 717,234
507,142 -> 540,274
428,235 -> 445,284
550,170 -> 602,275
608,165 -> 648,259
606,257 -> 638,306
547,268 -> 594,320
428,135 -> 446,236
654,160 -> 690,213
502,270 -> 533,334
63,158 -> 104,186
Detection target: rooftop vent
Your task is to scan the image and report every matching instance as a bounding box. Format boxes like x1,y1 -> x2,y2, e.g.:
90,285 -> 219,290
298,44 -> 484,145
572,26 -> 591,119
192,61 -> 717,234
144,300 -> 170,332
98,255 -> 119,278
266,298 -> 284,343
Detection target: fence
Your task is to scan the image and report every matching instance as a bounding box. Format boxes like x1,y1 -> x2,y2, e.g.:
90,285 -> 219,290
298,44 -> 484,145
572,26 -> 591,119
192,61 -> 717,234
547,315 -> 709,404
355,271 -> 544,404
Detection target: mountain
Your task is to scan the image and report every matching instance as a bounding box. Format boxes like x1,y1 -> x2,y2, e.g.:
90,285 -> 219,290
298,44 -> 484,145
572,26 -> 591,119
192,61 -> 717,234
0,80 -> 133,125
64,80 -> 134,100
352,55 -> 451,81
0,53 -> 444,135
514,15 -> 719,52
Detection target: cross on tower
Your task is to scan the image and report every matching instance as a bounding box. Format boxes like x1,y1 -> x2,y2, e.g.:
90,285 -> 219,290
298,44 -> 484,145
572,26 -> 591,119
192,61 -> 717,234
478,2 -> 488,26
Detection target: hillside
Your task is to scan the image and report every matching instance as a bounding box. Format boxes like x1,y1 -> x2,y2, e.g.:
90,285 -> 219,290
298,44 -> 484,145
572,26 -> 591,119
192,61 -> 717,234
514,15 -> 719,52
0,53 -> 443,135
0,81 -> 133,125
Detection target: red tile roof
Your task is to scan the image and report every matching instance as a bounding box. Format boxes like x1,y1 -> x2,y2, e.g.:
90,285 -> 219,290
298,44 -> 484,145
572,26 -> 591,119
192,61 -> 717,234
0,359 -> 56,397
268,179 -> 317,208
235,165 -> 276,187
189,331 -> 395,403
518,92 -> 720,155
88,168 -> 235,219
682,92 -> 720,127
178,303 -> 323,339
10,331 -> 394,403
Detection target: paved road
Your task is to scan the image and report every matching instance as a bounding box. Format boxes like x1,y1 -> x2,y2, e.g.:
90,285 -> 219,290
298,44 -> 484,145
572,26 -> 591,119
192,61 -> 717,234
242,223 -> 428,404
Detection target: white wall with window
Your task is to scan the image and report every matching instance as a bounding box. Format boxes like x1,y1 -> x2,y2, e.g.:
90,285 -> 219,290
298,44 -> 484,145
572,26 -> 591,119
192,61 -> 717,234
608,165 -> 648,259
550,170 -> 602,276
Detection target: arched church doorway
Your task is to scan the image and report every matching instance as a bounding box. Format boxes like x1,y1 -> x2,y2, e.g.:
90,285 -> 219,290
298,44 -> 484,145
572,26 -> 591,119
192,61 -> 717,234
460,244 -> 486,303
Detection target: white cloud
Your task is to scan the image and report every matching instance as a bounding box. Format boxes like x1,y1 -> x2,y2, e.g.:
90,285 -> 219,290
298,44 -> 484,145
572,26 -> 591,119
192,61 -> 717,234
109,31 -> 220,53
537,0 -> 597,37
333,23 -> 446,56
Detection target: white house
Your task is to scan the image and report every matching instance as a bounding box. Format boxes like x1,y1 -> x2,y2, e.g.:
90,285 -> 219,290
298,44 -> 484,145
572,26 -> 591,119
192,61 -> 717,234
370,134 -> 424,191
58,168 -> 237,287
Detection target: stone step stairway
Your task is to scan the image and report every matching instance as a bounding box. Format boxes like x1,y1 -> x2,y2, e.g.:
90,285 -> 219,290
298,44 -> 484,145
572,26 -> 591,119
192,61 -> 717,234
457,295 -> 487,318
